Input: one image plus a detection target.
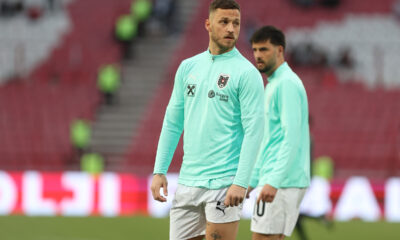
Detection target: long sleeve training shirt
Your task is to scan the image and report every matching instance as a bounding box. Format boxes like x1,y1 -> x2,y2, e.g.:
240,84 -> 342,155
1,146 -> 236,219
154,47 -> 265,189
250,62 -> 310,189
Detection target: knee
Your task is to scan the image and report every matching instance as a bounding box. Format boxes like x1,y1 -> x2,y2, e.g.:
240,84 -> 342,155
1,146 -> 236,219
252,233 -> 284,240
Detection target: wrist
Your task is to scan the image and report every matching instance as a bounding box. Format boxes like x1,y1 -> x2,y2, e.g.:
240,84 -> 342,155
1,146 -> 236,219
153,173 -> 165,176
232,184 -> 247,190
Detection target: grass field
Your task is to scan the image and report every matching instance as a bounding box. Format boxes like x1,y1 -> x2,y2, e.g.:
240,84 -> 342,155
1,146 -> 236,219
0,216 -> 399,240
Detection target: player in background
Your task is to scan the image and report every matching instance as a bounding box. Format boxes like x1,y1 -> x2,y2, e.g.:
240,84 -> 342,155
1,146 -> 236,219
151,0 -> 265,239
296,115 -> 334,240
247,25 -> 311,240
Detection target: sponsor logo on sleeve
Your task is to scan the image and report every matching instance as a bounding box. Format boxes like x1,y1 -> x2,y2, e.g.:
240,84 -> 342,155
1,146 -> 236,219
187,84 -> 196,97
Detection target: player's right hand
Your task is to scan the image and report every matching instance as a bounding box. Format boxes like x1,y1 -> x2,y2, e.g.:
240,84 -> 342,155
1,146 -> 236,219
150,174 -> 168,202
257,184 -> 277,203
224,184 -> 246,207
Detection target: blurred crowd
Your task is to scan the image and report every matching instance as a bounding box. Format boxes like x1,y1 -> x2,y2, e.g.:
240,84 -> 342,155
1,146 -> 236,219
114,0 -> 178,59
290,0 -> 341,9
0,0 -> 63,20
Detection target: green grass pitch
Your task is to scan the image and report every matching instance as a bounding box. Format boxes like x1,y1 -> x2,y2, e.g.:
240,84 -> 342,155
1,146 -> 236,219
0,216 -> 399,240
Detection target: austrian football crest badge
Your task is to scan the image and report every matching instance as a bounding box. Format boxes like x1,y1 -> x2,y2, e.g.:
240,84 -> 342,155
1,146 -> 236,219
217,74 -> 230,89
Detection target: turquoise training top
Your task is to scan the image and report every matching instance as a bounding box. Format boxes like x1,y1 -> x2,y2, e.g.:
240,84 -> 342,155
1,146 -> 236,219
249,62 -> 310,189
154,47 -> 265,189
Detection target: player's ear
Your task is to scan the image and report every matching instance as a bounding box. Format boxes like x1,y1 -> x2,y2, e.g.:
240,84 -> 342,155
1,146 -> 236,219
205,19 -> 211,32
278,45 -> 284,55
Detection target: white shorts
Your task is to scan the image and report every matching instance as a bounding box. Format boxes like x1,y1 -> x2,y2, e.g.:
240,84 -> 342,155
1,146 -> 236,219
251,187 -> 307,237
170,184 -> 243,240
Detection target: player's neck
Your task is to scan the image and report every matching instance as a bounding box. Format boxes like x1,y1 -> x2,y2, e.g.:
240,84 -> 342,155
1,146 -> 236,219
265,58 -> 285,77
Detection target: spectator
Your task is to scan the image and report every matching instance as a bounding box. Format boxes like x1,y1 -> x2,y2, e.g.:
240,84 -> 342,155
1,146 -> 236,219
335,47 -> 355,83
0,0 -> 23,18
337,47 -> 354,69
70,118 -> 91,162
291,0 -> 315,8
290,0 -> 341,9
97,64 -> 121,105
290,42 -> 328,67
151,0 -> 177,35
319,0 -> 341,8
81,152 -> 104,175
296,156 -> 334,240
131,0 -> 152,37
115,14 -> 138,59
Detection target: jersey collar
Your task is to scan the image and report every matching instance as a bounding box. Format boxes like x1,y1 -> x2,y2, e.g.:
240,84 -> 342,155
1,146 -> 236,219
207,47 -> 239,61
269,62 -> 288,82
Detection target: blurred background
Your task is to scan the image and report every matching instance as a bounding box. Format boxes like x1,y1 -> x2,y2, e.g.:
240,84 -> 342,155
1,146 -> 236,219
0,0 -> 400,239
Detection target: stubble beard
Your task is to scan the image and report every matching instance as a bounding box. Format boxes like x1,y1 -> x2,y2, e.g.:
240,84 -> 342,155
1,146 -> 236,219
259,58 -> 276,76
260,64 -> 273,74
211,33 -> 236,54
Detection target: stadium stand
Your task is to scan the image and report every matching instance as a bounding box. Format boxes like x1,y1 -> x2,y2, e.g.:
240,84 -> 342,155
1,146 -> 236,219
1,0 -> 399,178
0,0 -> 132,170
126,0 -> 400,178
0,1 -> 71,84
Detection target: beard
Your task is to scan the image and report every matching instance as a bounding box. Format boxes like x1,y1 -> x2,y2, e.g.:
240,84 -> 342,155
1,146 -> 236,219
210,32 -> 237,53
259,64 -> 273,73
257,58 -> 276,74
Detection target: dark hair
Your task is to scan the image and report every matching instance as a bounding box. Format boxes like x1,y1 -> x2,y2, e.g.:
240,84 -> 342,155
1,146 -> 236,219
250,25 -> 286,50
209,0 -> 240,14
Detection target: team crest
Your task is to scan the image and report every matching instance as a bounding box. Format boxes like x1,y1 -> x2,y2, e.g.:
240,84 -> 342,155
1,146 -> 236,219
217,74 -> 230,89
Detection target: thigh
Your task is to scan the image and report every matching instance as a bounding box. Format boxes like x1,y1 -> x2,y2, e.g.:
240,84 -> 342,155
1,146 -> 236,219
251,188 -> 307,237
170,205 -> 206,240
252,232 -> 284,240
206,221 -> 239,240
170,185 -> 207,240
203,188 -> 242,240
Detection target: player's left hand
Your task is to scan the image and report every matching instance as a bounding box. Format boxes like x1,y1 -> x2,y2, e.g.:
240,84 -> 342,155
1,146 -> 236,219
224,184 -> 246,207
246,186 -> 254,199
257,184 -> 277,203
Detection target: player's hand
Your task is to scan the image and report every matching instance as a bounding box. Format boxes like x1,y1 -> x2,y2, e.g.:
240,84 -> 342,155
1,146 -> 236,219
246,186 -> 254,199
150,174 -> 168,202
224,184 -> 246,207
257,184 -> 277,203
